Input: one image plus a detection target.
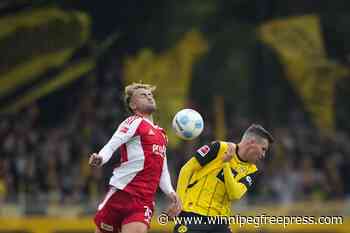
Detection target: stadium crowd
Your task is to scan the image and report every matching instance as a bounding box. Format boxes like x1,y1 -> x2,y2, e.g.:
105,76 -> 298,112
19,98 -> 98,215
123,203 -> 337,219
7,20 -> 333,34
1,72 -> 350,213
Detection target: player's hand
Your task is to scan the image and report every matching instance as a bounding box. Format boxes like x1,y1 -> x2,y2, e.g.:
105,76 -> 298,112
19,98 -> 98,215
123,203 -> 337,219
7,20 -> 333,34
222,143 -> 235,162
89,153 -> 103,167
165,192 -> 182,218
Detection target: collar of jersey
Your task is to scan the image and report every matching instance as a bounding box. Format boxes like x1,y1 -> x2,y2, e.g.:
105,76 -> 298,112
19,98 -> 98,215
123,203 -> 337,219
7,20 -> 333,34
140,115 -> 158,128
233,144 -> 248,164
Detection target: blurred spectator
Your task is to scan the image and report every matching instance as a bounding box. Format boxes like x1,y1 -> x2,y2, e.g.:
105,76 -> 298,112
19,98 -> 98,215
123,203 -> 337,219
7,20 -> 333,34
0,159 -> 7,205
299,158 -> 325,201
323,155 -> 344,200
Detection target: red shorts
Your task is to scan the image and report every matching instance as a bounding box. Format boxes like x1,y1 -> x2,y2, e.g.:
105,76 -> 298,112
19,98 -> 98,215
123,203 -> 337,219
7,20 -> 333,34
94,187 -> 154,233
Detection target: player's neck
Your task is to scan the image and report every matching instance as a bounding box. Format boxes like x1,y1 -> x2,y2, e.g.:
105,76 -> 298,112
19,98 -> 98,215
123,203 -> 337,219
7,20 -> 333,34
143,114 -> 153,122
236,142 -> 248,162
135,111 -> 153,122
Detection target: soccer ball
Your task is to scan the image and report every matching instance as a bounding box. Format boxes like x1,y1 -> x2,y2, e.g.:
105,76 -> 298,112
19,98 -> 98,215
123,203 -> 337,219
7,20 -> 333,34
172,109 -> 204,140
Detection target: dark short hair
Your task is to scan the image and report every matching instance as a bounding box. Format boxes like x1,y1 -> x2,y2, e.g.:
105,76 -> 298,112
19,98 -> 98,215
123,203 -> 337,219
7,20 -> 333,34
243,124 -> 274,143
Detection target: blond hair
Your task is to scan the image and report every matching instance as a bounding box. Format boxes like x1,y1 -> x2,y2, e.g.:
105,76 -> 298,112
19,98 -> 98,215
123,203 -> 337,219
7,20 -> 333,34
124,82 -> 156,113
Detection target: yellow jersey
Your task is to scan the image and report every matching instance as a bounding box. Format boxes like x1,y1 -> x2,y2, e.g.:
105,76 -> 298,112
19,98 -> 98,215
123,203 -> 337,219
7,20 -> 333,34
176,141 -> 258,216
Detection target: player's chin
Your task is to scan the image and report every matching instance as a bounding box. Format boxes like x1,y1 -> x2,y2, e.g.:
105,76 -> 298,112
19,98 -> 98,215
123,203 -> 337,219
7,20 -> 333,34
144,106 -> 156,114
256,156 -> 264,163
253,157 -> 260,163
149,104 -> 157,112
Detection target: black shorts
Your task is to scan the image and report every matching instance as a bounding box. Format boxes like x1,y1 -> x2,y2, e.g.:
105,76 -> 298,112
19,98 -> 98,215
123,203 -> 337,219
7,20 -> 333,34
173,211 -> 232,233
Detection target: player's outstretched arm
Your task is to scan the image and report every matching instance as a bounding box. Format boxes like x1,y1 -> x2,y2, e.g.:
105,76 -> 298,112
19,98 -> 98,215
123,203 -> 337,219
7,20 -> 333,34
89,117 -> 142,167
159,157 -> 181,217
159,156 -> 175,194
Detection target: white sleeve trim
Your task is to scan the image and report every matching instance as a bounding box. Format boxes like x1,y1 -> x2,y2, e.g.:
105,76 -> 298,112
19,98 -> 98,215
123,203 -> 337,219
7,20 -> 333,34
159,156 -> 175,195
98,117 -> 142,165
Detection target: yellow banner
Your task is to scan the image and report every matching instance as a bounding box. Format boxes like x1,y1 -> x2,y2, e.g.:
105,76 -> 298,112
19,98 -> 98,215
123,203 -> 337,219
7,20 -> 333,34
0,49 -> 74,97
260,15 -> 348,133
124,30 -> 208,146
1,59 -> 95,113
0,7 -> 90,98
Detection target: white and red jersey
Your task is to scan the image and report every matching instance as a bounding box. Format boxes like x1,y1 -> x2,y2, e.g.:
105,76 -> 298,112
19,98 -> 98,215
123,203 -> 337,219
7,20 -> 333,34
98,115 -> 174,203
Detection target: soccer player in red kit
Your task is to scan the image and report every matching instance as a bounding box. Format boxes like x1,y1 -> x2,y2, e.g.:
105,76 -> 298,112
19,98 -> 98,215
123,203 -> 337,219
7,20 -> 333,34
89,83 -> 181,233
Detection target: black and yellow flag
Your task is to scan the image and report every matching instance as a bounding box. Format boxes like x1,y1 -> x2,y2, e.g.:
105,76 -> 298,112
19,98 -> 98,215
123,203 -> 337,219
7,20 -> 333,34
0,7 -> 92,112
260,15 -> 348,134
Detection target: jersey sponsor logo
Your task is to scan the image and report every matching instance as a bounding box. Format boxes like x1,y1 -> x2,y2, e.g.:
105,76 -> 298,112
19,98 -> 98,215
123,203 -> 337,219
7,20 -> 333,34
152,144 -> 166,158
245,175 -> 253,186
100,222 -> 114,231
119,126 -> 129,133
197,145 -> 210,157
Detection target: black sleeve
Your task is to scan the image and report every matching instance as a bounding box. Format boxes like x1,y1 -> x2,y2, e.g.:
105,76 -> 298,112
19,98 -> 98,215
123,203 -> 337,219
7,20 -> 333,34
238,171 -> 258,191
194,141 -> 220,166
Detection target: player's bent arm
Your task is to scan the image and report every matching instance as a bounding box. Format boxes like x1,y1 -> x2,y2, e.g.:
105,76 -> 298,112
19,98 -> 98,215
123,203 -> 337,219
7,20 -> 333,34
159,156 -> 175,195
98,117 -> 142,165
160,157 -> 182,217
176,157 -> 201,202
223,162 -> 247,200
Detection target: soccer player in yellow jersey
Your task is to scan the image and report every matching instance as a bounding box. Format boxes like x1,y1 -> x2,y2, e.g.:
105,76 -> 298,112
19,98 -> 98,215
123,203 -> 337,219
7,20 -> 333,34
174,124 -> 274,233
